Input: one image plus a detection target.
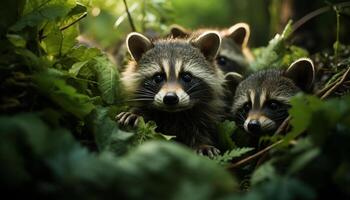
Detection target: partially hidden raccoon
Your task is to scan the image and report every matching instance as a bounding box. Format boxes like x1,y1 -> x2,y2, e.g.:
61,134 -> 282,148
170,23 -> 253,75
230,58 -> 315,135
116,31 -> 226,156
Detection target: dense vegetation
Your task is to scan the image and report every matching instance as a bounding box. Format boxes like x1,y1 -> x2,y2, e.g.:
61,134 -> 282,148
1,0 -> 350,199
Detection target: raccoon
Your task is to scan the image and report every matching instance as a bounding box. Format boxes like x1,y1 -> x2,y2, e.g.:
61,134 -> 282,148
230,58 -> 315,135
116,31 -> 225,156
169,23 -> 253,75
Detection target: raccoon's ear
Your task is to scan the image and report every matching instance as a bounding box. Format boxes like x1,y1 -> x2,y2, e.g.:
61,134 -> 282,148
224,23 -> 250,48
170,24 -> 190,38
224,72 -> 243,94
284,58 -> 315,91
192,31 -> 221,61
126,32 -> 154,62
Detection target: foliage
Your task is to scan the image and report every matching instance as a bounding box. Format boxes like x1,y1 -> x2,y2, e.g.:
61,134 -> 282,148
0,114 -> 237,199
214,147 -> 254,166
1,0 -> 350,199
250,21 -> 309,71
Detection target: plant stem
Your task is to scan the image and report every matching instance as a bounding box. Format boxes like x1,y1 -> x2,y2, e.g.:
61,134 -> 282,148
334,5 -> 340,63
227,140 -> 283,169
321,67 -> 350,99
40,12 -> 87,40
123,0 -> 136,32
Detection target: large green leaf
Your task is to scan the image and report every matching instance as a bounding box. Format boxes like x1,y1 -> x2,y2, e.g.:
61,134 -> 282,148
92,57 -> 121,105
10,0 -> 76,31
89,106 -> 134,155
34,70 -> 95,119
216,120 -> 237,150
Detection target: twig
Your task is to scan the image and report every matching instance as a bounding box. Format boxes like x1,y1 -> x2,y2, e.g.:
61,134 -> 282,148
292,1 -> 350,33
321,67 -> 350,99
274,116 -> 291,135
227,140 -> 283,169
316,77 -> 339,97
40,12 -> 87,40
61,12 -> 87,31
123,0 -> 136,32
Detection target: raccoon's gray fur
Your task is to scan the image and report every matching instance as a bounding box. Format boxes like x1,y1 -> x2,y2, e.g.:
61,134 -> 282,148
117,31 -> 225,156
169,23 -> 253,75
230,58 -> 315,135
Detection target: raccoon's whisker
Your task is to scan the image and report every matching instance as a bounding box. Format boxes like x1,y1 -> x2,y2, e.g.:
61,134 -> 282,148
186,82 -> 202,93
127,98 -> 154,102
135,90 -> 156,95
134,93 -> 155,97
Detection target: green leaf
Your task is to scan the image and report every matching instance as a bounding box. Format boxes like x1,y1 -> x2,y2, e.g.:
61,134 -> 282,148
89,106 -> 134,155
91,56 -> 121,105
116,141 -> 238,199
216,120 -> 237,150
288,148 -> 320,175
251,161 -> 277,185
68,46 -> 102,61
43,25 -> 63,55
34,71 -> 95,119
10,0 -> 76,31
69,60 -> 89,76
282,94 -> 313,145
42,23 -> 78,56
135,117 -> 176,144
213,147 -> 254,165
6,34 -> 26,47
250,20 -> 308,71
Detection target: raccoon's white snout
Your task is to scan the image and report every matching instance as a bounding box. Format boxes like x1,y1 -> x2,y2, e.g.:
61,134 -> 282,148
163,92 -> 179,105
154,86 -> 191,111
244,115 -> 276,134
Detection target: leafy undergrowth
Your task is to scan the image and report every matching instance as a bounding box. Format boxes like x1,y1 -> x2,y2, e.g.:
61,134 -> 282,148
1,0 -> 350,199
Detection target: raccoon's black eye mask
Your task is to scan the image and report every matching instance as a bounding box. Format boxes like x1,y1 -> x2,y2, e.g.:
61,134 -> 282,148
216,55 -> 243,73
236,99 -> 291,120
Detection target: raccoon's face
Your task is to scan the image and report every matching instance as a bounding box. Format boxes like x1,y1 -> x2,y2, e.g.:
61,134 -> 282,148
170,23 -> 253,75
233,71 -> 297,134
232,59 -> 315,134
216,37 -> 248,74
123,32 -> 224,112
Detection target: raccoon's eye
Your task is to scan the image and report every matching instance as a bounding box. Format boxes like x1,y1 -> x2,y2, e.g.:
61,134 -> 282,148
266,100 -> 280,110
181,72 -> 192,83
153,73 -> 165,84
242,102 -> 251,113
216,56 -> 227,66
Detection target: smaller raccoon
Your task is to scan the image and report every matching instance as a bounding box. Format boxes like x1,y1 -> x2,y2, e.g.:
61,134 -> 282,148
117,31 -> 225,156
231,58 -> 315,135
170,23 -> 253,75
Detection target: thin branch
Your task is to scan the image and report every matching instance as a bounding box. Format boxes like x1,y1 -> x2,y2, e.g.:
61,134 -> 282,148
123,0 -> 136,32
291,6 -> 330,33
274,116 -> 291,135
61,12 -> 87,31
321,67 -> 350,99
40,12 -> 87,40
292,1 -> 350,33
316,77 -> 340,97
227,140 -> 283,169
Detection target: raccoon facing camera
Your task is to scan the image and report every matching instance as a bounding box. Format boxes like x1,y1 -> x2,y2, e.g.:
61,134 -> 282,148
169,23 -> 253,75
231,58 -> 315,136
116,31 -> 226,158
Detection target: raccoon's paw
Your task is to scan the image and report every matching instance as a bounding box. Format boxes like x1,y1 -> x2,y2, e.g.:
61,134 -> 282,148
195,145 -> 220,159
115,112 -> 140,127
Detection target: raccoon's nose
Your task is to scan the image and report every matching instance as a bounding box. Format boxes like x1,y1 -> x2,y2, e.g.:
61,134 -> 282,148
163,92 -> 179,105
248,120 -> 261,134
